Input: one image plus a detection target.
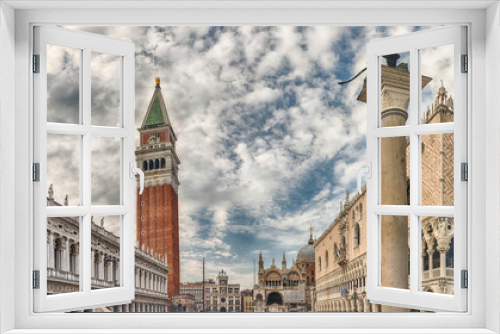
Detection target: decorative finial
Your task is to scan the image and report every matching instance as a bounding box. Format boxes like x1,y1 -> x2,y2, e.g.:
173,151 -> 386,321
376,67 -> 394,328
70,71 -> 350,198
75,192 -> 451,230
308,224 -> 314,244
272,257 -> 275,266
100,217 -> 105,227
155,76 -> 160,88
64,195 -> 68,206
48,184 -> 54,199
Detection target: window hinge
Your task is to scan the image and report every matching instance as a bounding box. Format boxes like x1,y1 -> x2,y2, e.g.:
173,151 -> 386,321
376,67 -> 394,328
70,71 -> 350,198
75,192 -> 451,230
461,270 -> 468,289
33,163 -> 40,182
33,54 -> 40,73
461,162 -> 468,181
461,54 -> 468,73
33,270 -> 40,289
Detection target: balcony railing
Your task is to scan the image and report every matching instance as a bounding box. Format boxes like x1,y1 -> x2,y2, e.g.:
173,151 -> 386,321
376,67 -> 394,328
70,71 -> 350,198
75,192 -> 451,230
47,268 -> 79,282
422,267 -> 454,281
337,255 -> 347,266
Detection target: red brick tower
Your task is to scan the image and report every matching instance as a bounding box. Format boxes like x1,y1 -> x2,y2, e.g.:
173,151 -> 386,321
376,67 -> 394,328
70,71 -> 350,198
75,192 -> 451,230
136,77 -> 180,307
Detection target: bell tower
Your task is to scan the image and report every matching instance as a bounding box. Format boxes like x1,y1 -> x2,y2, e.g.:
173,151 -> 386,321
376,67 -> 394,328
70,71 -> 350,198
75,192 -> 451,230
136,77 -> 181,304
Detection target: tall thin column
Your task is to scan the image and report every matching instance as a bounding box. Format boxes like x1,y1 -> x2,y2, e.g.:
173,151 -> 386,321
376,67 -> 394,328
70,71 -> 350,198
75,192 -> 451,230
91,249 -> 95,278
440,250 -> 447,278
98,252 -> 104,280
47,232 -> 55,269
378,59 -> 430,312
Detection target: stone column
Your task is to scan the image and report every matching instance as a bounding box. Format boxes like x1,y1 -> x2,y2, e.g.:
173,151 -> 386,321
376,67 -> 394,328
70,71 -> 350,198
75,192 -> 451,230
135,268 -> 139,288
378,61 -> 431,313
115,258 -> 120,285
91,249 -> 95,278
65,238 -> 71,272
380,77 -> 410,313
428,249 -> 435,272
439,249 -> 447,278
73,243 -> 80,275
47,232 -> 55,269
98,252 -> 104,280
358,58 -> 432,312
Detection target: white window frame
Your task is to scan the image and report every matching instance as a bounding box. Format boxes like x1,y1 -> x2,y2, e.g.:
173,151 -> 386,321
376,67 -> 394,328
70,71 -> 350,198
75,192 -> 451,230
365,26 -> 467,312
0,2 -> 498,334
32,25 -> 137,312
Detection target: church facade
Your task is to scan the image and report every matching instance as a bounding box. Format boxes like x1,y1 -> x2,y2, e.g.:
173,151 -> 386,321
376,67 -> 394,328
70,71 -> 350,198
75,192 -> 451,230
253,230 -> 316,312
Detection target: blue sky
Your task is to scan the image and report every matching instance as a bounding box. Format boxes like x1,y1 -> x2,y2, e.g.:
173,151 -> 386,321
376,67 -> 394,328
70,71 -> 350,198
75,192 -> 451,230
47,25 -> 455,290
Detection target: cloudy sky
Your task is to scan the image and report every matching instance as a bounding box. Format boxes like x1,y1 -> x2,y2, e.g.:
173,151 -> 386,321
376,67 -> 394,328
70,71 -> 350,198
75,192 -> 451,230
46,25 -> 454,289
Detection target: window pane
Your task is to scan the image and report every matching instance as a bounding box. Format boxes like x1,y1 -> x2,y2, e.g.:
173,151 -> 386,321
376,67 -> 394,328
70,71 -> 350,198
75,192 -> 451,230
421,216 -> 454,295
91,137 -> 121,205
47,45 -> 80,124
379,52 -> 411,128
47,134 -> 80,206
421,133 -> 454,206
380,215 -> 410,291
91,52 -> 121,127
91,216 -> 121,290
420,44 -> 454,124
47,216 -> 81,295
381,136 -> 410,205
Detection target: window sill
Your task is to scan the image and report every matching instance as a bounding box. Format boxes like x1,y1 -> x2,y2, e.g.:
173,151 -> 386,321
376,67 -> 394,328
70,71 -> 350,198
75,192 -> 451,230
4,329 -> 497,334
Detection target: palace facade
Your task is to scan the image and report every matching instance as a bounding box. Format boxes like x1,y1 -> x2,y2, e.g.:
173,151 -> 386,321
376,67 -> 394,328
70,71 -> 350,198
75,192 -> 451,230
314,66 -> 455,312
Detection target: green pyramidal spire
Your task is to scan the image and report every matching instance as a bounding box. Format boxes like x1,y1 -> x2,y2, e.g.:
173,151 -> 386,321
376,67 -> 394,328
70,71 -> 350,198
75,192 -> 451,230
141,76 -> 173,130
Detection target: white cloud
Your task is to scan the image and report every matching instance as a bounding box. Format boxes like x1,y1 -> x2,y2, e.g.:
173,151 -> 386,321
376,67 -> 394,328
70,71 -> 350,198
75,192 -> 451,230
56,26 -> 432,289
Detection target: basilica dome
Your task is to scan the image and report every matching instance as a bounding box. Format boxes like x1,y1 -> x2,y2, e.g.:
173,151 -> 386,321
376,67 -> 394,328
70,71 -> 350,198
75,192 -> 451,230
296,243 -> 315,264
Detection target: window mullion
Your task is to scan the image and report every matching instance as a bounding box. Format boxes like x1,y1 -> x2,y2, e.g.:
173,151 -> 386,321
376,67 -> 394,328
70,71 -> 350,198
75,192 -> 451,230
82,47 -> 92,294
409,47 -> 419,294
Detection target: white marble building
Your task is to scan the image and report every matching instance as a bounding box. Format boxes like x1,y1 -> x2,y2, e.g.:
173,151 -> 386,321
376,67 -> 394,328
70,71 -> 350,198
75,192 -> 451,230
47,186 -> 169,312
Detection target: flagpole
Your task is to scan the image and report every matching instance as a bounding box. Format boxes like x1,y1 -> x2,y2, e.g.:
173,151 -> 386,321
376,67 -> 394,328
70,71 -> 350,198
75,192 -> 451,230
202,257 -> 205,312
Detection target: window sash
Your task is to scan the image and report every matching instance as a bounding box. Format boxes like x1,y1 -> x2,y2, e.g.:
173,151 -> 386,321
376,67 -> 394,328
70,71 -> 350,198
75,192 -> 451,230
33,25 -> 136,313
365,26 -> 467,312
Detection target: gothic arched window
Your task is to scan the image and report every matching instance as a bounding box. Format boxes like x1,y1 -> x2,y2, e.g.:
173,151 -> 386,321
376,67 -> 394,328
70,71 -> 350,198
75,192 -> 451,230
143,160 -> 148,171
353,223 -> 360,247
359,203 -> 363,219
155,159 -> 160,169
318,256 -> 322,271
161,158 -> 166,169
149,160 -> 154,170
325,251 -> 329,267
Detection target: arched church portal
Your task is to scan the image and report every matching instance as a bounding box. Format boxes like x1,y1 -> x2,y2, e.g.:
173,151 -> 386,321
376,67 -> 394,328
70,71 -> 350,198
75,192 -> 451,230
266,292 -> 283,306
